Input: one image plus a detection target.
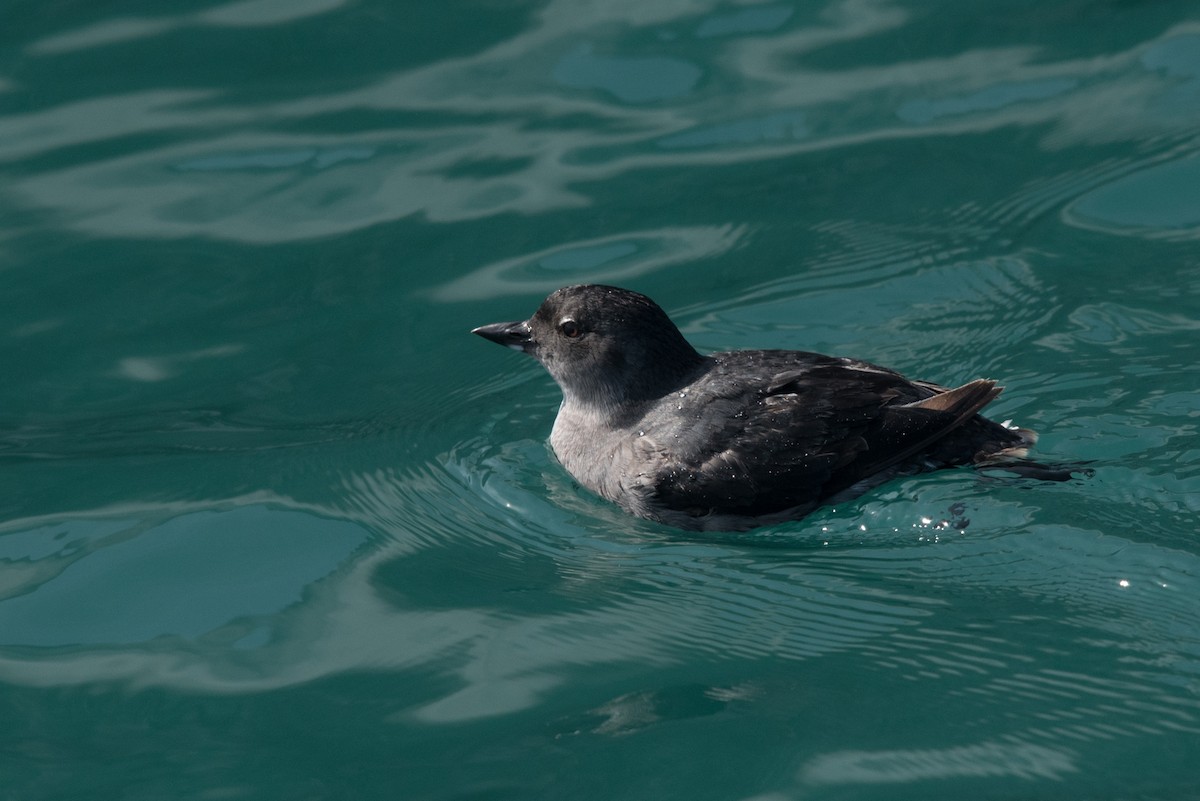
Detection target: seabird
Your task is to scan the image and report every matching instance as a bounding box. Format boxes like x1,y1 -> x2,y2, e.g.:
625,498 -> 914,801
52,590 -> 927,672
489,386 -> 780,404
473,284 -> 1081,531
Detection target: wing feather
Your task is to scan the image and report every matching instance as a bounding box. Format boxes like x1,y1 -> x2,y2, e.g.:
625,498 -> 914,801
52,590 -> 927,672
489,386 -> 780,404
646,355 -> 1005,521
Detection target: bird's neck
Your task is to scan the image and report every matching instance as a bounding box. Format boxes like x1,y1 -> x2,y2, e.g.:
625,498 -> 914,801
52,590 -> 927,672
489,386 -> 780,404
560,354 -> 711,427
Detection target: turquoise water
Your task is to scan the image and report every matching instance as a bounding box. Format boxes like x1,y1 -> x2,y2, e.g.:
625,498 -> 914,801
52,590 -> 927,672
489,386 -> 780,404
3,0 -> 1200,798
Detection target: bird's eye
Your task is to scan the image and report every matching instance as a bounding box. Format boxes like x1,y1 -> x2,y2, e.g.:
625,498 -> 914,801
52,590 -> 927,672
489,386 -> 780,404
559,319 -> 582,338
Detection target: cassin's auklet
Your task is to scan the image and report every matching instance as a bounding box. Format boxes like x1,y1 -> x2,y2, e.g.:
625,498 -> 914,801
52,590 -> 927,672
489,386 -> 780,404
473,284 -> 1080,531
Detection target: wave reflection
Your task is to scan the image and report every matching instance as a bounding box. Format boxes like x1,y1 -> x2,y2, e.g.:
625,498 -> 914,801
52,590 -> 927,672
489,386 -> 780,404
5,5 -> 1200,242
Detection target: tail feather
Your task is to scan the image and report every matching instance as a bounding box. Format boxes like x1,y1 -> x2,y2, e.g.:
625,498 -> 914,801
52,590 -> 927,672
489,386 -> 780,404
864,380 -> 1004,479
906,378 -> 1001,422
980,423 -> 1038,461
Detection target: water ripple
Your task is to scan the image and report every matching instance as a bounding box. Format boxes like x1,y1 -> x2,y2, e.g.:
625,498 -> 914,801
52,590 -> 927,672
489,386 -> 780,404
6,8 -> 1200,243
684,254 -> 1051,378
430,224 -> 747,301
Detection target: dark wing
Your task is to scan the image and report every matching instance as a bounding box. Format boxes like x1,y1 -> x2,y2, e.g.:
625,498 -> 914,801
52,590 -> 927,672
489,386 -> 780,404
648,354 -> 1001,521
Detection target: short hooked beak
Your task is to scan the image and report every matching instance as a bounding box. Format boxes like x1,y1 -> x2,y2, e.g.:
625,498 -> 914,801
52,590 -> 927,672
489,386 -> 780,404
471,320 -> 533,353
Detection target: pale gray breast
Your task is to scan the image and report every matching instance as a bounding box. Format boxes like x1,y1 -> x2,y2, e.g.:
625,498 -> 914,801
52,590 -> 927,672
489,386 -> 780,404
550,402 -> 670,512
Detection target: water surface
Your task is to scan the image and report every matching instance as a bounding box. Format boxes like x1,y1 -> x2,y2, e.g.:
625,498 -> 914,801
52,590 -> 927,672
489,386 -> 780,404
2,1 -> 1200,799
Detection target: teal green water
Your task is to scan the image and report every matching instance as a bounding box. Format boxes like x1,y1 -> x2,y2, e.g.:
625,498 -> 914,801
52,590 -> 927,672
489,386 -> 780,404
3,1 -> 1200,799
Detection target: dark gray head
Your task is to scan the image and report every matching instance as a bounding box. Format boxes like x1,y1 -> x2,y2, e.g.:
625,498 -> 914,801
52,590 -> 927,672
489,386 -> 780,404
473,284 -> 707,412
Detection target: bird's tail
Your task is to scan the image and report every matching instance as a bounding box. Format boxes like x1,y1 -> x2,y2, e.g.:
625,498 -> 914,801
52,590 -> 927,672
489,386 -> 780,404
970,422 -> 1093,482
